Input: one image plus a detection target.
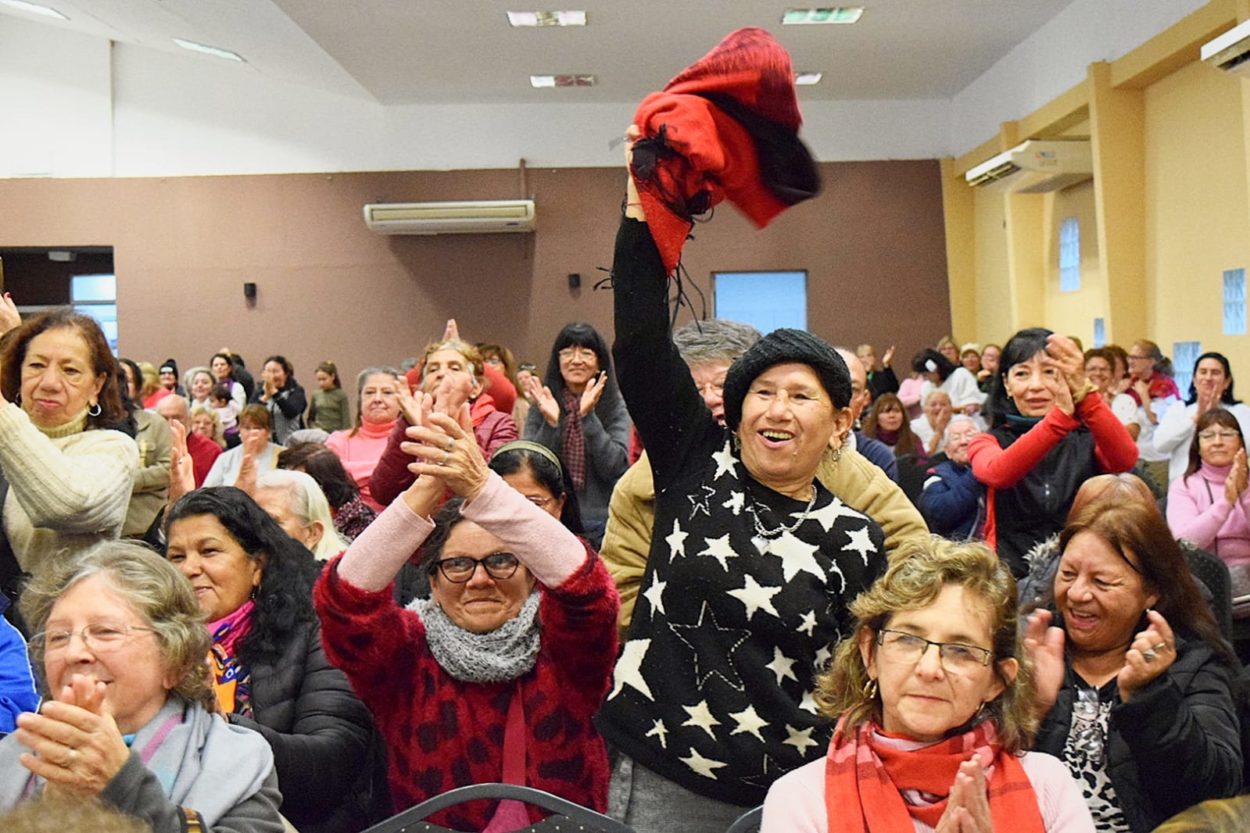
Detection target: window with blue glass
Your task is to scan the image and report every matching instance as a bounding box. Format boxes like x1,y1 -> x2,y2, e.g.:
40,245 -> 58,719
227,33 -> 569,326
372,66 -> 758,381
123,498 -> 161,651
71,273 -> 117,353
1058,217 -> 1080,293
1092,318 -> 1105,348
713,271 -> 807,332
1174,341 -> 1202,395
1223,268 -> 1246,336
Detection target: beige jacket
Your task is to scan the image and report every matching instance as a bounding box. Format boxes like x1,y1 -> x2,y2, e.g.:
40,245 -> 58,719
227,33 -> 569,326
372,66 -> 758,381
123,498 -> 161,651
602,446 -> 928,640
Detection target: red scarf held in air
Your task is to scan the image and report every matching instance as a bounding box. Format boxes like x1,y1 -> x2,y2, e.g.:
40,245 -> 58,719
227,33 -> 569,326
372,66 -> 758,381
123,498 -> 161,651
631,27 -> 821,275
824,718 -> 1045,833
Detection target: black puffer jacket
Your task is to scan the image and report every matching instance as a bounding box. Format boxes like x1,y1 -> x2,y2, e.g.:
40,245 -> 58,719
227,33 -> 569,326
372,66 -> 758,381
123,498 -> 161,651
229,619 -> 385,833
1034,634 -> 1243,832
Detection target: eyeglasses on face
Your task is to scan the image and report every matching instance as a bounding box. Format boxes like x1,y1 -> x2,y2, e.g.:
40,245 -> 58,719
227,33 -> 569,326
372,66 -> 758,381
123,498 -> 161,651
875,628 -> 993,672
31,623 -> 155,655
558,347 -> 596,362
1198,430 -> 1240,441
431,552 -> 521,583
524,495 -> 554,508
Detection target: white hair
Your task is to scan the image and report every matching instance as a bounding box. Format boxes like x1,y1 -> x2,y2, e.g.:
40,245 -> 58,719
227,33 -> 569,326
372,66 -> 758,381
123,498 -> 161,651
255,469 -> 348,560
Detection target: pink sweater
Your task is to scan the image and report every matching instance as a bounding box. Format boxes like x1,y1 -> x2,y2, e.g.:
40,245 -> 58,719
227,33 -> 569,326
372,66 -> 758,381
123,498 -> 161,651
761,749 -> 1094,832
1167,462 -> 1250,567
326,420 -> 396,512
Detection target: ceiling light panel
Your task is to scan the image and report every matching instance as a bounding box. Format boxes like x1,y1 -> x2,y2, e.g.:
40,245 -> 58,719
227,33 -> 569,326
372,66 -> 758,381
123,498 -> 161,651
530,74 -> 594,88
173,38 -> 245,62
508,10 -> 586,27
782,7 -> 864,25
794,72 -> 823,86
0,0 -> 67,19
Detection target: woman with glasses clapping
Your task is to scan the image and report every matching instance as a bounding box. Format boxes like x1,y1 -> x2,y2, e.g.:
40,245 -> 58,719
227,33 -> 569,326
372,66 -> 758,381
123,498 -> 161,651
0,541 -> 285,832
314,393 -> 619,831
1168,408 -> 1250,582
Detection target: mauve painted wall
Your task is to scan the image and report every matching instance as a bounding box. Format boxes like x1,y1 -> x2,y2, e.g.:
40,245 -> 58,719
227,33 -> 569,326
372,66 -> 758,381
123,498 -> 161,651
0,160 -> 949,407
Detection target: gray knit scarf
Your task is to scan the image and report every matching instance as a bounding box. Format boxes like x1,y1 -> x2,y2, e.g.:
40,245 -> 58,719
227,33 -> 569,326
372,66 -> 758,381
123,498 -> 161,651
407,590 -> 542,683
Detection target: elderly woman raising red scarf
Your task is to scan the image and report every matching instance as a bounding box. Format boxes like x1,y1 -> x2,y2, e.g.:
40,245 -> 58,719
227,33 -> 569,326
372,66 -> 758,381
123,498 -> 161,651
762,538 -> 1094,833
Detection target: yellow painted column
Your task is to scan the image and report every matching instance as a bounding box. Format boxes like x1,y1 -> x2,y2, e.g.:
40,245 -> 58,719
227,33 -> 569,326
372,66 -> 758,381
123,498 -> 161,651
940,157 -> 977,341
1088,61 -> 1147,345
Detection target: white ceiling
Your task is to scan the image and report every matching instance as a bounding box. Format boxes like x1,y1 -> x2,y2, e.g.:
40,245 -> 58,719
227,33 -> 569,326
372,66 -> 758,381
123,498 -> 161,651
2,0 -> 1078,104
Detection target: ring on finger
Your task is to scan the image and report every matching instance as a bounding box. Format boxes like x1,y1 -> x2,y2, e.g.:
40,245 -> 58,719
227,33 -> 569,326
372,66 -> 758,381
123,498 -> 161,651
63,748 -> 77,767
1152,641 -> 1168,653
440,453 -> 450,466
444,437 -> 455,452
1142,649 -> 1157,662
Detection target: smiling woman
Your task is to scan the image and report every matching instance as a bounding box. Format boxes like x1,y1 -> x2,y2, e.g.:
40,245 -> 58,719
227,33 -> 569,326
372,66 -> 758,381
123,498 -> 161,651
0,308 -> 139,614
599,130 -> 887,831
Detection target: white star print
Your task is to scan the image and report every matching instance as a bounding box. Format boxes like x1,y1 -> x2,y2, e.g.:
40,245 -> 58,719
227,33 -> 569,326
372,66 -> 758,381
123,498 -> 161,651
687,484 -> 716,519
783,724 -> 819,754
807,497 -> 864,531
728,705 -> 769,742
757,531 -> 826,583
711,440 -> 738,479
844,524 -> 877,564
642,576 -> 667,617
796,610 -> 818,636
680,747 -> 728,779
798,690 -> 820,715
665,518 -> 689,559
698,533 -> 738,571
645,719 -> 670,750
681,699 -> 722,740
722,492 -> 745,515
765,646 -> 798,686
727,574 -> 781,621
608,639 -> 654,701
814,644 -> 833,670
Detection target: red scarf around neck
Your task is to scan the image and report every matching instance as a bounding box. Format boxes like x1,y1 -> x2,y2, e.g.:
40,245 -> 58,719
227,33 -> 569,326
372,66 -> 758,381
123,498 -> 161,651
824,718 -> 1045,833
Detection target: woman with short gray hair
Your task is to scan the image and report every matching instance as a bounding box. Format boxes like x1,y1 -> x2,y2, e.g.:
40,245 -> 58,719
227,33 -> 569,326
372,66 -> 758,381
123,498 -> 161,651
0,540 -> 284,833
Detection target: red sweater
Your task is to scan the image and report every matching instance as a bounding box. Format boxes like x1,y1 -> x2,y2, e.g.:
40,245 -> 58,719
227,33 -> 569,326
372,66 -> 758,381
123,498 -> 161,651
969,393 -> 1138,555
314,543 -> 617,829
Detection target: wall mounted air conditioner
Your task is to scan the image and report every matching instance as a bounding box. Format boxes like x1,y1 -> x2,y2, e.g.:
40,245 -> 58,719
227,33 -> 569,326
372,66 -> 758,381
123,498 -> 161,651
964,140 -> 1093,193
1201,18 -> 1250,78
363,200 -> 536,235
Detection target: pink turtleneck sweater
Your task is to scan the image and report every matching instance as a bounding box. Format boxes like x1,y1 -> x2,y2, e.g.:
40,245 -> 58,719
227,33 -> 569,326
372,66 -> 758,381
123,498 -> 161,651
1167,461 -> 1250,566
326,419 -> 397,512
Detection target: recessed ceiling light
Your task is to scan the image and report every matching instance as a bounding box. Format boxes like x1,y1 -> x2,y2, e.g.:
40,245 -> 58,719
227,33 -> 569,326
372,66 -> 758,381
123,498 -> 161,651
530,74 -> 595,88
508,10 -> 586,27
172,37 -> 245,62
782,7 -> 863,25
0,0 -> 67,20
794,72 -> 823,86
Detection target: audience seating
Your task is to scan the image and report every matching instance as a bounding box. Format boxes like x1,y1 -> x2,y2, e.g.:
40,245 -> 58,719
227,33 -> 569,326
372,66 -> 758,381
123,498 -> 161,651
360,783 -> 635,833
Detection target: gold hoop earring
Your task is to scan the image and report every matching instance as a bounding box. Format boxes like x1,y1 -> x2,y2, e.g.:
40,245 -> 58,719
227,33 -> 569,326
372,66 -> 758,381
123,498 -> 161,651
863,678 -> 878,700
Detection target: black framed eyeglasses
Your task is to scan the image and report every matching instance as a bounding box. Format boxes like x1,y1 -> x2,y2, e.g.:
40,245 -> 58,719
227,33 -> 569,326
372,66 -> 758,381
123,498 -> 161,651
876,629 -> 994,672
431,553 -> 521,583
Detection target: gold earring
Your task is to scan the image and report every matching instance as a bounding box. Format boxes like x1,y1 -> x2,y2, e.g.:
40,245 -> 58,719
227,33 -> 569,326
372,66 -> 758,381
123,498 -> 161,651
863,678 -> 878,699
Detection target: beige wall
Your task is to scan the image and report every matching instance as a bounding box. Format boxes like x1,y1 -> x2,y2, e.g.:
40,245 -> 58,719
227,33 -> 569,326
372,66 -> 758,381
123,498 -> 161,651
1146,59 -> 1250,371
944,0 -> 1250,379
0,160 -> 950,408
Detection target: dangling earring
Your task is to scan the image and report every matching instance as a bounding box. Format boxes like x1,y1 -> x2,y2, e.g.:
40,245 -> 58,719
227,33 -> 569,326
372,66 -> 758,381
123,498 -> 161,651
830,444 -> 844,464
88,402 -> 102,417
863,677 -> 878,700
731,432 -> 741,454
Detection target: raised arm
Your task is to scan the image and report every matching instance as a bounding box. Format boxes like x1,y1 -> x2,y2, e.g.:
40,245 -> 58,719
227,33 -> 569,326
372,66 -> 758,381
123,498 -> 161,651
969,411 -> 1076,489
610,130 -> 718,486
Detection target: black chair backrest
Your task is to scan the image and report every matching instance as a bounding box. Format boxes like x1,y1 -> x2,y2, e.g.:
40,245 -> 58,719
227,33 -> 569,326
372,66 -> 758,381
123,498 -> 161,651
1181,543 -> 1233,639
360,783 -> 635,833
725,805 -> 763,833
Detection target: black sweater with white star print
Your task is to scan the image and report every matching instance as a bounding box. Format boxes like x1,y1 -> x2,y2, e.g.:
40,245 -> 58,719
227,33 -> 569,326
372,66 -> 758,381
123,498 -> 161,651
596,218 -> 887,805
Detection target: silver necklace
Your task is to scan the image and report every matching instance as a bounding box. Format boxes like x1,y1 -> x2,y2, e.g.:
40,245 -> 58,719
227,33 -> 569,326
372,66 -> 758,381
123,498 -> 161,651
747,486 -> 817,539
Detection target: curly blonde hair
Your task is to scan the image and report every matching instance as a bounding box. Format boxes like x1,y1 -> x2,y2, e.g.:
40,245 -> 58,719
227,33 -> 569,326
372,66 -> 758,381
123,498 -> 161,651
816,536 -> 1037,753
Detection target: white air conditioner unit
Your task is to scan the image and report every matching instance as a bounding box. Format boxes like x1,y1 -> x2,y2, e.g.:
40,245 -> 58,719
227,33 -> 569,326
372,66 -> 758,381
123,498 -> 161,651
964,140 -> 1093,193
1201,18 -> 1250,77
362,199 -> 536,235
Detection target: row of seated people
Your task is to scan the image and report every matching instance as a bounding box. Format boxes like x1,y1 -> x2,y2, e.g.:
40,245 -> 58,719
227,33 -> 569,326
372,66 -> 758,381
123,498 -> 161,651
0,155 -> 1246,833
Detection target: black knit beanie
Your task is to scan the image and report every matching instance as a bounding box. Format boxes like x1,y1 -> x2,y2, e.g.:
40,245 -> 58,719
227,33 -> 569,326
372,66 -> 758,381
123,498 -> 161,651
722,328 -> 851,430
